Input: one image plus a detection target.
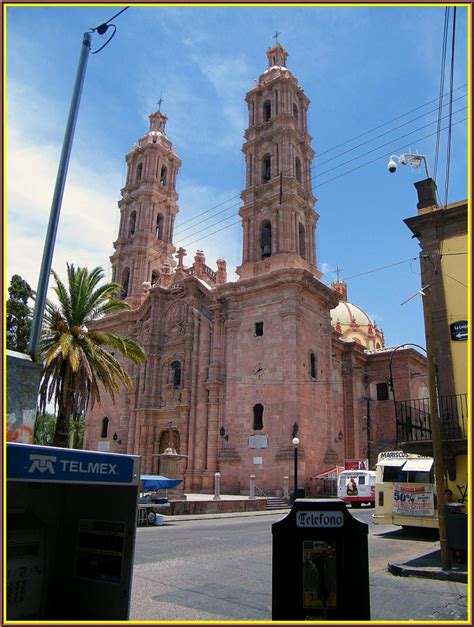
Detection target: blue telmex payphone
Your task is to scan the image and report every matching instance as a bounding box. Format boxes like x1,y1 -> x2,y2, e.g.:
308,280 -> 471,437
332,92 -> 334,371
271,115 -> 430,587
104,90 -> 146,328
6,442 -> 141,621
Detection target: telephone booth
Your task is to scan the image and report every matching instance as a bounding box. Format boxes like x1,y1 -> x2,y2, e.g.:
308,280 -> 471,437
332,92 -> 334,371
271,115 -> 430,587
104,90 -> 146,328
272,498 -> 370,620
6,442 -> 141,621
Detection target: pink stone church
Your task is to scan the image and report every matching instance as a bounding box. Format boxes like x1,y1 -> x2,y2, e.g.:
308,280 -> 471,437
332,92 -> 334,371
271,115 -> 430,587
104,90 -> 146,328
84,43 -> 427,495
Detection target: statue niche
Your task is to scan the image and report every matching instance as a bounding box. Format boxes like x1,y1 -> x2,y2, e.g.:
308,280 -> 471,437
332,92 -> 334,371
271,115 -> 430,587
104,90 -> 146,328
166,301 -> 187,337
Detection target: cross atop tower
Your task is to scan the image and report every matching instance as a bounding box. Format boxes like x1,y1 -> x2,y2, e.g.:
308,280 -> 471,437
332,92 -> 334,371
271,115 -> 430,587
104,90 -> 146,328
335,265 -> 343,281
273,31 -> 281,44
157,92 -> 164,112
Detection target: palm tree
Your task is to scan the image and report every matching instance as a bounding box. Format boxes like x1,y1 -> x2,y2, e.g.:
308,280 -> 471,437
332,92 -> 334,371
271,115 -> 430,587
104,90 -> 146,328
38,264 -> 146,448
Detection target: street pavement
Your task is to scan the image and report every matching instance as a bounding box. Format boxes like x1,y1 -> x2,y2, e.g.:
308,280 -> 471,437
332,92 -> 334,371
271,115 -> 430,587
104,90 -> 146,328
155,494 -> 467,584
130,499 -> 469,621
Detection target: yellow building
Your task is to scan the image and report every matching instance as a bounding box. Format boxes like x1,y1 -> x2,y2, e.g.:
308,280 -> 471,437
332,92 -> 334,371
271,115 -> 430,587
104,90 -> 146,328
402,178 -> 468,503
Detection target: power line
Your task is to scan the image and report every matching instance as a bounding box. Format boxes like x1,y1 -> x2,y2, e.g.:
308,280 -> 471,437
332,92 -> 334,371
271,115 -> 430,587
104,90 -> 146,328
176,116 -> 466,249
343,258 -> 418,281
176,107 -> 466,245
174,85 -> 466,236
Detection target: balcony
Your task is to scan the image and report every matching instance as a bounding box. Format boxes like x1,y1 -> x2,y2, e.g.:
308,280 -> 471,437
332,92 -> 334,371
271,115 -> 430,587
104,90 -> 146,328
396,394 -> 468,457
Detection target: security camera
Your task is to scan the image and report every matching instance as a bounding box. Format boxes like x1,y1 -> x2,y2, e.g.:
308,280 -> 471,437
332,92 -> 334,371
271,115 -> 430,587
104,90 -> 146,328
387,158 -> 397,173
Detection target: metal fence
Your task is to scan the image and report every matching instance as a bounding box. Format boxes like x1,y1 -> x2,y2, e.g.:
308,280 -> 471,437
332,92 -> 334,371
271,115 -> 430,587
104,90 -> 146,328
396,393 -> 468,442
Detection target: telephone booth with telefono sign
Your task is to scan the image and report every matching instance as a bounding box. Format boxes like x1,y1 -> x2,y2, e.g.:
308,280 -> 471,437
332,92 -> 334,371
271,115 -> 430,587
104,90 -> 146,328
272,498 -> 370,621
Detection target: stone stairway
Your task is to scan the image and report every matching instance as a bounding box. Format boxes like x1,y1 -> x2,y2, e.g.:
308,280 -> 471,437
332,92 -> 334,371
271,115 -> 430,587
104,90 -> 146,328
265,496 -> 291,510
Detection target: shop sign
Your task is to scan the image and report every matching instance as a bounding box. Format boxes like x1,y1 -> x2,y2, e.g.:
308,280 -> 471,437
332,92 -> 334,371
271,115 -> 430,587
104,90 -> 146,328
393,483 -> 434,517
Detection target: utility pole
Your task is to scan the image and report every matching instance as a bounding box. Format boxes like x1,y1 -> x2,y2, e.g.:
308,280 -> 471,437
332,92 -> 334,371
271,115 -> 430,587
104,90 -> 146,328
28,32 -> 92,361
421,256 -> 451,570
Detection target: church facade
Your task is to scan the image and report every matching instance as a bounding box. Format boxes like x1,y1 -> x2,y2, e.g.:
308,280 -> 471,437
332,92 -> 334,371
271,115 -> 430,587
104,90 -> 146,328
84,43 -> 427,494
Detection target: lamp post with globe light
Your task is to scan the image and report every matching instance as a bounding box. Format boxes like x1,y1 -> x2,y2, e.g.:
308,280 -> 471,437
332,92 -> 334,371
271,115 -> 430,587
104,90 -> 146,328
292,436 -> 300,500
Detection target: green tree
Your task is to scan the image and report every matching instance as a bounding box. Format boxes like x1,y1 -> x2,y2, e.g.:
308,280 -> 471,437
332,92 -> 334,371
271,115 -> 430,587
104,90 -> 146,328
38,264 -> 146,448
6,274 -> 34,352
33,412 -> 57,446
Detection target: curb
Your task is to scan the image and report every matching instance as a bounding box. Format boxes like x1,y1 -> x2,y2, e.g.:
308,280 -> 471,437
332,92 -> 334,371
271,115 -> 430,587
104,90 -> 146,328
154,509 -> 291,523
388,561 -> 467,583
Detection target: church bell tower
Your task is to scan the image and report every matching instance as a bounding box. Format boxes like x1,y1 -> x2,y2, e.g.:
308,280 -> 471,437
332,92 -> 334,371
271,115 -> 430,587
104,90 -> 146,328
237,43 -> 321,280
110,109 -> 181,306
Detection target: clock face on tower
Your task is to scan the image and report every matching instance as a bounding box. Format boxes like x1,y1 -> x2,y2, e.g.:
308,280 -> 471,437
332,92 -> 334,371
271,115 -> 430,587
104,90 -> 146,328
253,363 -> 266,378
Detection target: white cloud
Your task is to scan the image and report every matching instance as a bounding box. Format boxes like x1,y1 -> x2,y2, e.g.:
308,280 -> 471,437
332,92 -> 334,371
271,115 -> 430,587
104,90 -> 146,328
7,121 -> 120,289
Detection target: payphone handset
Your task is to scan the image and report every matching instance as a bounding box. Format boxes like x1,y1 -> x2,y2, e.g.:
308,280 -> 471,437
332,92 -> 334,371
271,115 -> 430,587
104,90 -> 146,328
7,524 -> 46,620
303,540 -> 337,613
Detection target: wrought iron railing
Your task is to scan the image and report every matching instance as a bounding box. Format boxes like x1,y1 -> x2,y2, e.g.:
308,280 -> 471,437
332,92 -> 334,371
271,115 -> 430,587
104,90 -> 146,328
396,393 -> 468,443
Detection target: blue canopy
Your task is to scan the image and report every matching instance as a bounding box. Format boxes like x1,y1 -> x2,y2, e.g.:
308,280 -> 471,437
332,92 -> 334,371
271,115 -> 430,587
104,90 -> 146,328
140,474 -> 182,491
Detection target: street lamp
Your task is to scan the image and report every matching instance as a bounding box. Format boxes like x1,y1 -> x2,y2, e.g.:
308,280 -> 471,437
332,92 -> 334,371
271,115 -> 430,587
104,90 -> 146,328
292,436 -> 300,500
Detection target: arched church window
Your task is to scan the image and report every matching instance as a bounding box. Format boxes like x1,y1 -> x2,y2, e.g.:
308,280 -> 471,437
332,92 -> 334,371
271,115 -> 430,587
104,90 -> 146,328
121,268 -> 130,299
250,102 -> 255,126
262,154 -> 271,182
253,404 -> 264,430
170,360 -> 182,388
299,222 -> 306,258
263,100 -> 271,122
151,271 -> 159,286
248,154 -> 253,186
160,165 -> 168,186
295,157 -> 302,183
310,352 -> 317,379
260,221 -> 272,259
128,211 -> 137,236
136,163 -> 143,182
293,103 -> 299,122
156,214 -> 164,240
100,416 -> 109,439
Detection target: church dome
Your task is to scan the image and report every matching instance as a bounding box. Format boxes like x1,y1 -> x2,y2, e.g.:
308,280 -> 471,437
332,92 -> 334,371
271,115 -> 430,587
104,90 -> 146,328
330,280 -> 385,350
331,300 -> 374,328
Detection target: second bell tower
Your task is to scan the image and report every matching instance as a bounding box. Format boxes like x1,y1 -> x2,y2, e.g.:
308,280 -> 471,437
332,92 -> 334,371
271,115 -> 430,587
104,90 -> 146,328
110,109 -> 181,306
237,43 -> 321,280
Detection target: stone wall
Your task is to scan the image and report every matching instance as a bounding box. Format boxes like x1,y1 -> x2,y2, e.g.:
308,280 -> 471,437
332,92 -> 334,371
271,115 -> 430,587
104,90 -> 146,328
156,499 -> 268,516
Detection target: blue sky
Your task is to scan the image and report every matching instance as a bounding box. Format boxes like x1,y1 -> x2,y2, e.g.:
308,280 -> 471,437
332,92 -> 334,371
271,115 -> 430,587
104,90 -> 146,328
5,4 -> 469,349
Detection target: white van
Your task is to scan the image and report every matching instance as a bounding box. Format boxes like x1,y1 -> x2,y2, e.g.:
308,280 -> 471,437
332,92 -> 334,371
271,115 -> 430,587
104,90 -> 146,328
372,451 -> 437,529
337,470 -> 376,508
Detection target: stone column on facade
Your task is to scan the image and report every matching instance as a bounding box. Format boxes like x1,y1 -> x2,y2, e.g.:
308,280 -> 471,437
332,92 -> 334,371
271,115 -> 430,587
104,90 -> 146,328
242,217 -> 249,264
205,306 -> 224,475
192,320 -> 212,485
278,302 -> 302,447
205,384 -> 221,476
274,208 -> 279,254
169,214 -> 176,243
251,209 -> 257,262
283,476 -> 289,499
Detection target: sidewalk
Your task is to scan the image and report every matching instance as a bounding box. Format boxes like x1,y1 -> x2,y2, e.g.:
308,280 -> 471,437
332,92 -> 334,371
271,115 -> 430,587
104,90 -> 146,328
388,549 -> 467,583
157,492 -> 290,523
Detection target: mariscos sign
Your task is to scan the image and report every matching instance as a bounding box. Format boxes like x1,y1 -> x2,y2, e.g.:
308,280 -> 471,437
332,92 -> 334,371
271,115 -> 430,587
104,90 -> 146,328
393,483 -> 434,517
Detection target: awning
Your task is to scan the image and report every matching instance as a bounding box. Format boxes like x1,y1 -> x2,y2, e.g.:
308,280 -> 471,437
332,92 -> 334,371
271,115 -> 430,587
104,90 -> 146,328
140,475 -> 182,490
402,458 -> 434,472
376,458 -> 407,467
312,466 -> 345,479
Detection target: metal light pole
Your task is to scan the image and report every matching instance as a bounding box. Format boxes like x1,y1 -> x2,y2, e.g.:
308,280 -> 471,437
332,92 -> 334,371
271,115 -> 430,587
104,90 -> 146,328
28,32 -> 92,361
362,396 -> 371,468
292,436 -> 300,500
